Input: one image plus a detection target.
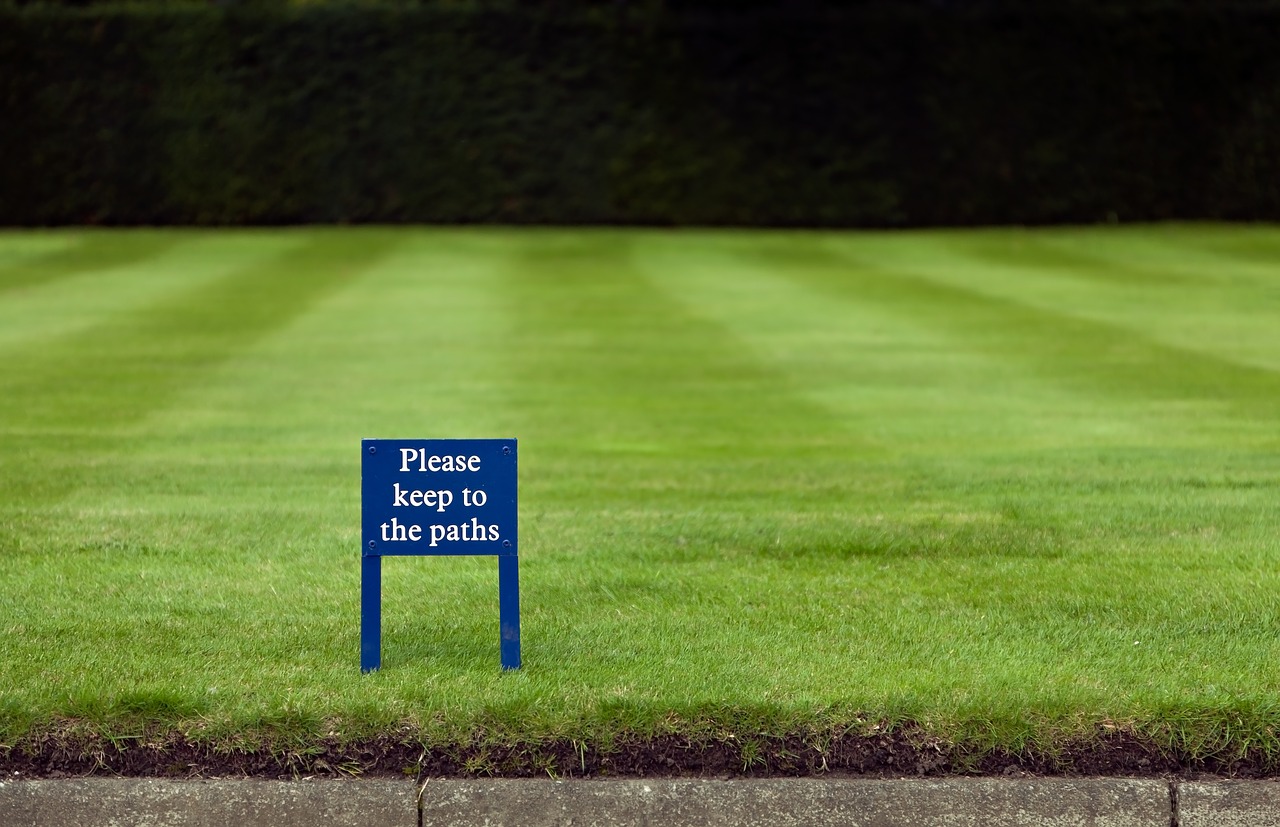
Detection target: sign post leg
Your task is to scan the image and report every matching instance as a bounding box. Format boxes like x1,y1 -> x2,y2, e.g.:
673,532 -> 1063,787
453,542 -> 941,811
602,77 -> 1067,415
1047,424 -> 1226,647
499,554 -> 521,670
361,554 -> 382,673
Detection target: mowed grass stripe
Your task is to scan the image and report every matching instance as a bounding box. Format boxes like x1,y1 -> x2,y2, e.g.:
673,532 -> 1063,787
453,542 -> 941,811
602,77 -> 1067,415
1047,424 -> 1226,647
91,233 -> 522,685
0,231 -> 426,732
0,233 -> 78,275
484,230 -> 946,620
498,231 -> 852,448
808,235 -> 1280,434
0,231 -> 178,294
0,232 -> 304,357
2,230 -> 403,431
1059,225 -> 1280,283
844,229 -> 1280,377
932,230 -> 1280,376
949,228 -> 1204,288
1172,224 -> 1280,269
496,232 -> 866,506
637,233 -> 1123,457
0,230 -> 403,514
128,231 -> 517,461
804,233 -> 1280,552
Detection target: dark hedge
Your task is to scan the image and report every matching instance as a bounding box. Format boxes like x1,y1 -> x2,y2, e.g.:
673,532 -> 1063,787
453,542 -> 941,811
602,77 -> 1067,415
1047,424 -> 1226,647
2,3 -> 1278,226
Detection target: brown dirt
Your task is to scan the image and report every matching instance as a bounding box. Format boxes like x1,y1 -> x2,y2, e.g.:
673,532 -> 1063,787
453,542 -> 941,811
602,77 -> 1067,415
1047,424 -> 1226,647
2,726 -> 1276,780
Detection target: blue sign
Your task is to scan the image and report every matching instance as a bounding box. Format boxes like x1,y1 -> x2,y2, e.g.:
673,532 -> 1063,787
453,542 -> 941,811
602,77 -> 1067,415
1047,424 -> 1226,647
360,438 -> 519,672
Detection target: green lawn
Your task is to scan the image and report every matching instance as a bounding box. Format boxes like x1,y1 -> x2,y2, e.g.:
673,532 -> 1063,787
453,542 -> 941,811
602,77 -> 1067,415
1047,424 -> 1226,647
1,225 -> 1279,765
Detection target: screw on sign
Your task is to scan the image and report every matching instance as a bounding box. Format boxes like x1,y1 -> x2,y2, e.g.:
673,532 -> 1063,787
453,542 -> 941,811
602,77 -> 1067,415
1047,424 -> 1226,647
360,439 -> 519,672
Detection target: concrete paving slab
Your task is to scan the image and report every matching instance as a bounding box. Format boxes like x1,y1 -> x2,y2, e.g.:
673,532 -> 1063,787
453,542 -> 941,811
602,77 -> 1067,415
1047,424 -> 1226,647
1180,781 -> 1280,827
0,777 -> 417,827
0,779 -> 37,825
419,778 -> 1170,827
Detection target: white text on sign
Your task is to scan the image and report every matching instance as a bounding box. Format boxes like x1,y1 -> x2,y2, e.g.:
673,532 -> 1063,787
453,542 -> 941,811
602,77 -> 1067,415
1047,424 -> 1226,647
399,450 -> 482,473
381,451 -> 499,547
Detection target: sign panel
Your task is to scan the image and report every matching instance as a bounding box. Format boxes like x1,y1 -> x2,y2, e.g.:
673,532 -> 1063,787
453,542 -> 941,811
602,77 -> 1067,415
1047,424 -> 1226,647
362,438 -> 517,557
360,438 -> 519,672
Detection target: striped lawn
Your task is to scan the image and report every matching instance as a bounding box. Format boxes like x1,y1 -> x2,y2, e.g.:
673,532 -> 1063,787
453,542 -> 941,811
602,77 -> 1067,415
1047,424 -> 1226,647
1,225 -> 1278,757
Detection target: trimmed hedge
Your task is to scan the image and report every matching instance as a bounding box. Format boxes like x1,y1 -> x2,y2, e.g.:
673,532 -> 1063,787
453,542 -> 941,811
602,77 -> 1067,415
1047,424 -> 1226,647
2,2 -> 1279,226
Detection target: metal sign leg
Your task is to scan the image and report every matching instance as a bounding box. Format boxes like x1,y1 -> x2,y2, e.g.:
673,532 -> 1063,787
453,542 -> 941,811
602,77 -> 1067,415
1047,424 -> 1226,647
499,554 -> 521,670
361,554 -> 382,673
